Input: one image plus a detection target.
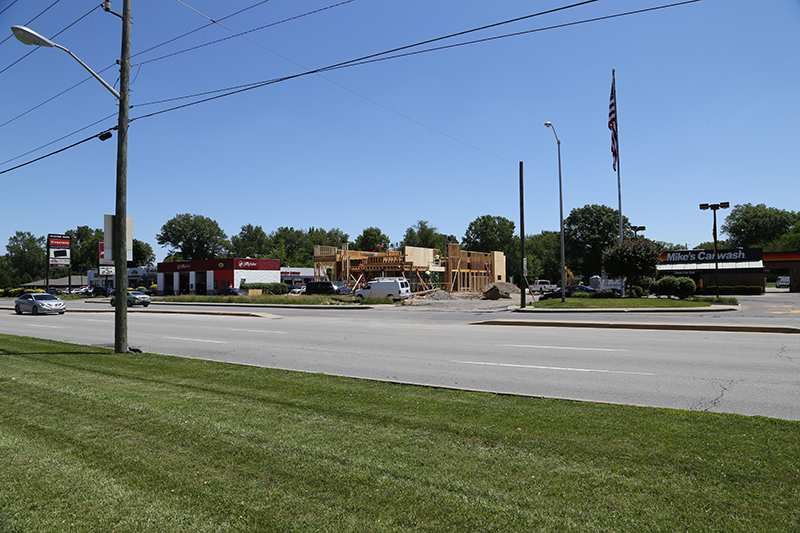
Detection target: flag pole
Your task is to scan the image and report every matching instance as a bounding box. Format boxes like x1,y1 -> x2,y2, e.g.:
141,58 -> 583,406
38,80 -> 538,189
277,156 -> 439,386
609,69 -> 624,296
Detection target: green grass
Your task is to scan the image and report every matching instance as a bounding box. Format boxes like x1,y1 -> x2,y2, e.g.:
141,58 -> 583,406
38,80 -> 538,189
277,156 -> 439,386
1,334 -> 798,531
533,297 -> 713,309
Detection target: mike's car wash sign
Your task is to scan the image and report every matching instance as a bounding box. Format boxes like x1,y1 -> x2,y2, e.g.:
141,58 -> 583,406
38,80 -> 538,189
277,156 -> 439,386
47,234 -> 71,267
659,248 -> 762,263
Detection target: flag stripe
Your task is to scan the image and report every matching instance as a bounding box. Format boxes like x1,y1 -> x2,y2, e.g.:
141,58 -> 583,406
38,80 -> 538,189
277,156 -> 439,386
609,77 -> 618,171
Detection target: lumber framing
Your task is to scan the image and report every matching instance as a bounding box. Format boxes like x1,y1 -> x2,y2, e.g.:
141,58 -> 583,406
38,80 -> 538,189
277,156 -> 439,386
313,244 -> 505,293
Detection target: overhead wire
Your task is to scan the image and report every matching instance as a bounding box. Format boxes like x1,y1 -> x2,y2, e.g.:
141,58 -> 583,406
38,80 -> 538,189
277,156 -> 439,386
0,0 -> 353,132
1,0 -> 704,175
0,0 -> 62,48
0,4 -> 101,77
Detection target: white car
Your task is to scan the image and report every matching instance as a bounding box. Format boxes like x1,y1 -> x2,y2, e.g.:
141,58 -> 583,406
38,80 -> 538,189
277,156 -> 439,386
776,276 -> 790,289
14,293 -> 66,315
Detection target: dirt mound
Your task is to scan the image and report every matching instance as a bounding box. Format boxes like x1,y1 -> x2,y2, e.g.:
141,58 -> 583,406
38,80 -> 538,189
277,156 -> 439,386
425,290 -> 454,300
478,282 -> 521,294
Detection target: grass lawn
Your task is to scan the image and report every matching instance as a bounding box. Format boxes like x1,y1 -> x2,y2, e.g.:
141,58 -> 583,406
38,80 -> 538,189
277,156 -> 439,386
1,334 -> 797,531
533,297 -> 716,309
162,294 -> 393,305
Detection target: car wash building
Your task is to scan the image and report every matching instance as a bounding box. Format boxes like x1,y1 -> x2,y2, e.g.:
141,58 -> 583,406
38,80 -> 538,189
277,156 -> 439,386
657,248 -> 764,289
157,258 -> 280,295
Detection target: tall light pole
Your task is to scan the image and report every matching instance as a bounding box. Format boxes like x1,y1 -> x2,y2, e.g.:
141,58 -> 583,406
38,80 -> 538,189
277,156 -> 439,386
699,202 -> 729,298
12,1 -> 132,353
545,122 -> 567,303
631,225 -> 646,237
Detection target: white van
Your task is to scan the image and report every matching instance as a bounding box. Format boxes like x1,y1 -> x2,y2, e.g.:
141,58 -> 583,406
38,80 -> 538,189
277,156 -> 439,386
355,277 -> 412,300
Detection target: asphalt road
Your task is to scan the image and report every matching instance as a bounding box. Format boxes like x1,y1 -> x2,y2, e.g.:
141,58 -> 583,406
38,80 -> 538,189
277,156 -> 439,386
1,290 -> 798,420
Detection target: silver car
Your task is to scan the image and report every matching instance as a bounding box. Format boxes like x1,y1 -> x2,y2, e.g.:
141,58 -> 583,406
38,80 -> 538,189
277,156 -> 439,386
110,290 -> 151,307
14,293 -> 67,315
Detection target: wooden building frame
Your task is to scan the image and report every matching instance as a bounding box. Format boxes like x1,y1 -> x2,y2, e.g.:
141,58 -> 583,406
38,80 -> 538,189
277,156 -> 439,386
313,244 -> 505,293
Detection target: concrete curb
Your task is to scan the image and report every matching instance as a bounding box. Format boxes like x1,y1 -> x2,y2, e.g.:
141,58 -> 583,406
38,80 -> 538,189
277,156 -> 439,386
477,319 -> 800,334
509,305 -> 740,313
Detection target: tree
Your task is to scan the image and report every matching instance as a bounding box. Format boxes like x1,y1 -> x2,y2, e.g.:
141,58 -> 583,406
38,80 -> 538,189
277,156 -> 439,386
462,215 -> 517,280
65,226 -> 104,274
400,221 -> 454,252
602,238 -> 660,286
230,224 -> 270,258
5,231 -> 45,285
133,239 -> 156,266
156,214 -> 229,261
526,231 -> 561,282
720,203 -> 798,248
354,227 -> 390,252
564,204 -> 630,278
265,226 -> 307,266
769,221 -> 800,252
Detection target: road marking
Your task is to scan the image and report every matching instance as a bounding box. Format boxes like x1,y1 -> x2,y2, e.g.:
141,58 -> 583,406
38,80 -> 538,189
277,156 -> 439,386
501,343 -> 625,352
454,360 -> 655,376
27,324 -> 64,329
230,329 -> 287,334
165,336 -> 227,344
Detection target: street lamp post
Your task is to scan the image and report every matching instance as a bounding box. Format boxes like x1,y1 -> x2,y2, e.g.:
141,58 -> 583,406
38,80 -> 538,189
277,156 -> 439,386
699,202 -> 730,298
631,225 -> 646,237
12,1 -> 132,353
545,122 -> 567,303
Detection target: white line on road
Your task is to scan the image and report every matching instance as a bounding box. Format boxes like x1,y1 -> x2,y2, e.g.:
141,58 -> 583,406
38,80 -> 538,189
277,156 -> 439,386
165,336 -> 227,344
454,360 -> 655,376
230,329 -> 287,334
501,344 -> 626,352
27,324 -> 64,329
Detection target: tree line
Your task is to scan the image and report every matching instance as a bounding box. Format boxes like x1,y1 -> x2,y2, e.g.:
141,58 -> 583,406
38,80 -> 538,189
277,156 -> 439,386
3,203 -> 798,289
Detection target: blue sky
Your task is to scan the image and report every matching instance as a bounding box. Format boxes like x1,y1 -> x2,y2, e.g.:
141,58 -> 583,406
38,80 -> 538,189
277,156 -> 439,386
2,0 -> 798,263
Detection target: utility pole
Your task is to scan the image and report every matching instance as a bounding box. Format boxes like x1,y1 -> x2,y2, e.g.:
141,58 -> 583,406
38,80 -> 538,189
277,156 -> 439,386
114,0 -> 132,353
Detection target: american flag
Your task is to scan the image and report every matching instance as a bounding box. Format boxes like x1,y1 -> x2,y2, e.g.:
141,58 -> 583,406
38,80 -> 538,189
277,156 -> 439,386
609,75 -> 618,171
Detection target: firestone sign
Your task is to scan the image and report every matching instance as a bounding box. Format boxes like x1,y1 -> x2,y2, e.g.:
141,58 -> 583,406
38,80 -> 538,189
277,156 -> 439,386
660,248 -> 761,264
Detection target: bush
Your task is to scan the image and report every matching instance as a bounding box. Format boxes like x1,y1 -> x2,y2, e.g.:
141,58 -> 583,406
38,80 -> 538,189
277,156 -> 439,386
241,282 -> 289,295
675,277 -> 696,300
654,276 -> 680,298
630,285 -> 644,298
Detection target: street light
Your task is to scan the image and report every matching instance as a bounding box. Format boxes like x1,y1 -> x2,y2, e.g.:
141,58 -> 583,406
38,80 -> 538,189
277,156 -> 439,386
545,121 -> 567,303
13,2 -> 132,353
699,202 -> 730,298
631,225 -> 646,237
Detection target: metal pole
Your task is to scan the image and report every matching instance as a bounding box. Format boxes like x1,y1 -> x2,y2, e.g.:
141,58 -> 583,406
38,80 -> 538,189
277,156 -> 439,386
114,0 -> 131,353
557,136 -> 566,303
713,208 -> 719,299
519,161 -> 526,308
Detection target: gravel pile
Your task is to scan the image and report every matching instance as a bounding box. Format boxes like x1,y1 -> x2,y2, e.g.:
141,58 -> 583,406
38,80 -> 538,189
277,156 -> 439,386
478,281 -> 521,294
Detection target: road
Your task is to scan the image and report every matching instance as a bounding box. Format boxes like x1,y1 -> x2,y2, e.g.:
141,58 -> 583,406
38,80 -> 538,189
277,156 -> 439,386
1,290 -> 799,420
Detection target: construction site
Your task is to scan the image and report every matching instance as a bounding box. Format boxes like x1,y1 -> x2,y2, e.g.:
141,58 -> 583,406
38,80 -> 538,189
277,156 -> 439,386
313,244 -> 506,293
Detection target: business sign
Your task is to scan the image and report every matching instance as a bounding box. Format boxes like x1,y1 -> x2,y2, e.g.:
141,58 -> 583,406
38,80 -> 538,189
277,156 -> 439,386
659,248 -> 762,264
47,234 -> 71,267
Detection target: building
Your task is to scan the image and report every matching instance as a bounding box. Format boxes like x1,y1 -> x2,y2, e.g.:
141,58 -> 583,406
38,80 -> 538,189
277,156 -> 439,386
280,267 -> 315,287
313,243 -> 505,293
156,258 -> 280,295
657,248 -> 765,288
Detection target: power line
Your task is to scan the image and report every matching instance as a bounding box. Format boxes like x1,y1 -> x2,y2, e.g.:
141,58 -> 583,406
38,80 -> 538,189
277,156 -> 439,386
0,127 -> 116,176
0,0 -> 62,48
137,0 -> 356,67
0,4 -> 100,77
1,0 -> 705,175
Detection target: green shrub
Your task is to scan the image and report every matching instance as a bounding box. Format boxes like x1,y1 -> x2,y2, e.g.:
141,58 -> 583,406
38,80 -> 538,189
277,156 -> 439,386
7,287 -> 26,298
675,277 -> 696,300
654,276 -> 680,298
630,285 -> 644,298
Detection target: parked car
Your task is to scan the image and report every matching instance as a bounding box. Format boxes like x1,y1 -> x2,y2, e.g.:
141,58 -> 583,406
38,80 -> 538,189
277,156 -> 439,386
355,278 -> 412,300
776,276 -> 790,288
539,285 -> 599,301
214,288 -> 249,296
14,293 -> 66,315
531,280 -> 558,293
289,286 -> 306,295
110,290 -> 150,307
305,281 -> 351,295
92,286 -> 112,297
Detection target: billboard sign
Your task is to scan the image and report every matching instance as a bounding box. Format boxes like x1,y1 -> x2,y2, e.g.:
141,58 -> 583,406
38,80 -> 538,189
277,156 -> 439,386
47,234 -> 71,267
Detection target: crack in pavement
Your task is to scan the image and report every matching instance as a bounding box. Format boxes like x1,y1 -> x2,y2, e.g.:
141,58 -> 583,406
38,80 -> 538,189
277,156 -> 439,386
690,379 -> 736,412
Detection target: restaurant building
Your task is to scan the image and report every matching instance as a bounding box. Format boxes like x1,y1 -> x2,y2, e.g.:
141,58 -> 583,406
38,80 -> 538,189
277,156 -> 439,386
156,258 -> 280,295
